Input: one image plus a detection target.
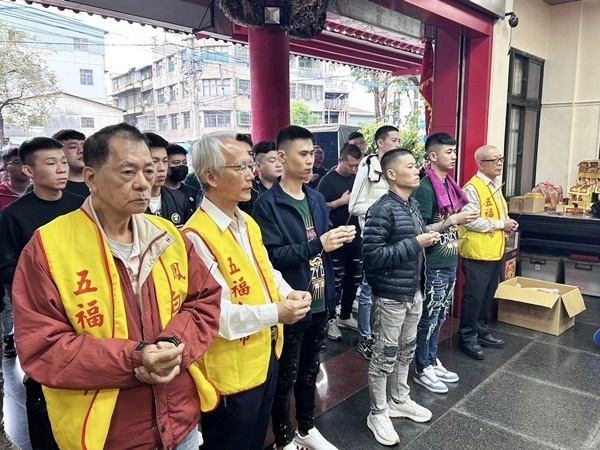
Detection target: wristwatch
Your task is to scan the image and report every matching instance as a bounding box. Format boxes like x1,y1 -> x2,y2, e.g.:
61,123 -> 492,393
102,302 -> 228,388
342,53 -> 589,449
134,342 -> 149,352
155,336 -> 182,346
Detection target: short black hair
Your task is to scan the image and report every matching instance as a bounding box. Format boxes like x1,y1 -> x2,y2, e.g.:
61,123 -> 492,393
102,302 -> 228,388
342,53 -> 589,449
166,143 -> 188,157
276,125 -> 313,151
340,143 -> 362,160
381,148 -> 413,179
348,131 -> 364,141
19,137 -> 63,165
1,148 -> 20,164
425,133 -> 456,155
253,140 -> 276,156
236,133 -> 253,148
144,132 -> 169,149
52,129 -> 86,142
374,125 -> 399,145
84,123 -> 149,170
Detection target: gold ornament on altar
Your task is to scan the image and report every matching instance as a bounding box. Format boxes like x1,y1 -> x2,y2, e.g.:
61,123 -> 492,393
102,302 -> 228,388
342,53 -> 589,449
568,160 -> 600,213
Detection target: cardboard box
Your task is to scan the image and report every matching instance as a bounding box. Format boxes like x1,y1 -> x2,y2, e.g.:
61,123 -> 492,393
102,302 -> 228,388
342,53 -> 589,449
495,277 -> 586,336
509,196 -> 545,213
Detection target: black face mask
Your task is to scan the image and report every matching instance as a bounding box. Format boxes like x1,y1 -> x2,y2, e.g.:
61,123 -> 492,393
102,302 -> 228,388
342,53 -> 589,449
169,165 -> 188,183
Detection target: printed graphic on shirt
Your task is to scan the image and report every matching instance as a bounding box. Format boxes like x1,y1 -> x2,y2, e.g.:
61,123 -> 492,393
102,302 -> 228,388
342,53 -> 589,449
303,215 -> 325,303
434,211 -> 459,257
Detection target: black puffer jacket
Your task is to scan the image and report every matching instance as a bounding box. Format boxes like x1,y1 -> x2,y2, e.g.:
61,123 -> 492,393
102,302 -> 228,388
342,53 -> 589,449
363,190 -> 424,302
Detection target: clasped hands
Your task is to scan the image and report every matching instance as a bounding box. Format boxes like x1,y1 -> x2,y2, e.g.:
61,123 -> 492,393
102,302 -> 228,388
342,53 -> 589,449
135,342 -> 185,385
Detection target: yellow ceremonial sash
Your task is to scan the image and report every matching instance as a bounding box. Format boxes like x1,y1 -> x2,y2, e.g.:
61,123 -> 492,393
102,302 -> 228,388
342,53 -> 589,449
459,176 -> 508,261
184,208 -> 283,395
37,210 -> 218,450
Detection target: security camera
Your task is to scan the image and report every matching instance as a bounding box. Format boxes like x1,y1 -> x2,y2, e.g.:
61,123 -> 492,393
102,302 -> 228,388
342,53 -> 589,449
505,12 -> 519,28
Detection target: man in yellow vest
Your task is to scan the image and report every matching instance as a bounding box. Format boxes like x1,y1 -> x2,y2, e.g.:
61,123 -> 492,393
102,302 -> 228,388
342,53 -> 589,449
458,145 -> 519,359
183,130 -> 311,450
12,123 -> 222,450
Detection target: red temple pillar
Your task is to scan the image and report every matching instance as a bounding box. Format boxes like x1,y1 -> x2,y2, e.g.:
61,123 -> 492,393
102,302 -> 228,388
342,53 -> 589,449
248,28 -> 290,142
431,26 -> 460,139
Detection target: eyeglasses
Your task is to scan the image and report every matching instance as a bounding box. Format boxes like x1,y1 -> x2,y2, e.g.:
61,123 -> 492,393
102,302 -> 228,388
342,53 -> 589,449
4,160 -> 22,166
222,161 -> 256,174
480,157 -> 505,165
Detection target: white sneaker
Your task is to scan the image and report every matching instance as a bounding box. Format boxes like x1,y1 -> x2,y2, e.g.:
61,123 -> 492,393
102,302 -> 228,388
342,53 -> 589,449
388,397 -> 432,423
327,318 -> 342,340
433,358 -> 459,383
413,365 -> 448,394
293,427 -> 338,449
366,412 -> 400,446
337,316 -> 358,330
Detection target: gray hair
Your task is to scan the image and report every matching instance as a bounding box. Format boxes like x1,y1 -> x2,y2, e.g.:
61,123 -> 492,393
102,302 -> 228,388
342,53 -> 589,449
191,130 -> 238,190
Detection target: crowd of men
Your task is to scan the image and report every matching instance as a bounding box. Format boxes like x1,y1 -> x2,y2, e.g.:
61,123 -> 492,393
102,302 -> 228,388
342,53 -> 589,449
0,122 -> 516,450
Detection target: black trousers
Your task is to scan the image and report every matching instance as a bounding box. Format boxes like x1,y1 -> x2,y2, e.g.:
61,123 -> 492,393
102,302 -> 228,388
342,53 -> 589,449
459,258 -> 502,343
24,378 -> 59,450
330,244 -> 363,320
201,349 -> 278,450
271,312 -> 327,447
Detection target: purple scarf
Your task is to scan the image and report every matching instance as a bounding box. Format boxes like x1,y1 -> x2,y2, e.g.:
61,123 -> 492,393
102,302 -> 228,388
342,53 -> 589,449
426,168 -> 469,215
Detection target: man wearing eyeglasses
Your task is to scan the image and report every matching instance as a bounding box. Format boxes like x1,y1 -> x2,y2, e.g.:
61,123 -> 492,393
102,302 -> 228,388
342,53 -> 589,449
0,148 -> 30,210
183,130 -> 312,450
458,145 -> 519,360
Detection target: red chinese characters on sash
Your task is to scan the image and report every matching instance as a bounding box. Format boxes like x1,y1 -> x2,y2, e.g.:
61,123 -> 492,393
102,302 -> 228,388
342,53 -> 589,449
72,270 -> 105,330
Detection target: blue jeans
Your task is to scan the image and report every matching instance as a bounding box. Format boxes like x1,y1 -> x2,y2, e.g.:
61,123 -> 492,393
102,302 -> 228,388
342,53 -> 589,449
415,268 -> 456,373
174,427 -> 199,450
357,275 -> 372,338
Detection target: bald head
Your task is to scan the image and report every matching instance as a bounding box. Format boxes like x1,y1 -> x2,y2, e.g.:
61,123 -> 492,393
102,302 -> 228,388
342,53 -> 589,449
474,145 -> 498,162
475,145 -> 503,179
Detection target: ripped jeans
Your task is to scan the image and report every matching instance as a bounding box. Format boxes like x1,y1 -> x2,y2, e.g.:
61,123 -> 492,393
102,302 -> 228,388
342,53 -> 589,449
368,293 -> 423,414
415,268 -> 456,373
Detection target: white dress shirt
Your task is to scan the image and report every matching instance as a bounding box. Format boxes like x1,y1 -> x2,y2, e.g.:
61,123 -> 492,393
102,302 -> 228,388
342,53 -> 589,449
185,197 -> 294,341
462,171 -> 508,233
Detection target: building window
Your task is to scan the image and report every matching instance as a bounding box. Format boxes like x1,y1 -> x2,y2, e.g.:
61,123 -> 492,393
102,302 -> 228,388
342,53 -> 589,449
504,50 -> 544,197
73,38 -> 88,51
158,115 -> 168,131
80,69 -> 94,86
157,88 -> 165,104
235,45 -> 249,60
168,56 -> 175,72
170,114 -> 178,130
155,60 -> 164,77
169,84 -> 177,101
80,117 -> 94,128
204,45 -> 229,54
236,79 -> 250,95
142,90 -> 153,106
183,111 -> 191,129
290,84 -> 297,99
204,111 -> 231,128
297,84 -> 322,101
202,79 -> 231,96
237,111 -> 250,127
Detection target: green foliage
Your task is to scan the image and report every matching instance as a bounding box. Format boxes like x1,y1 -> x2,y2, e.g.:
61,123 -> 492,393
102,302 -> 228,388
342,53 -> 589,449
0,23 -> 59,143
398,109 -> 425,163
358,120 -> 386,156
358,109 -> 425,162
290,101 -> 321,126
